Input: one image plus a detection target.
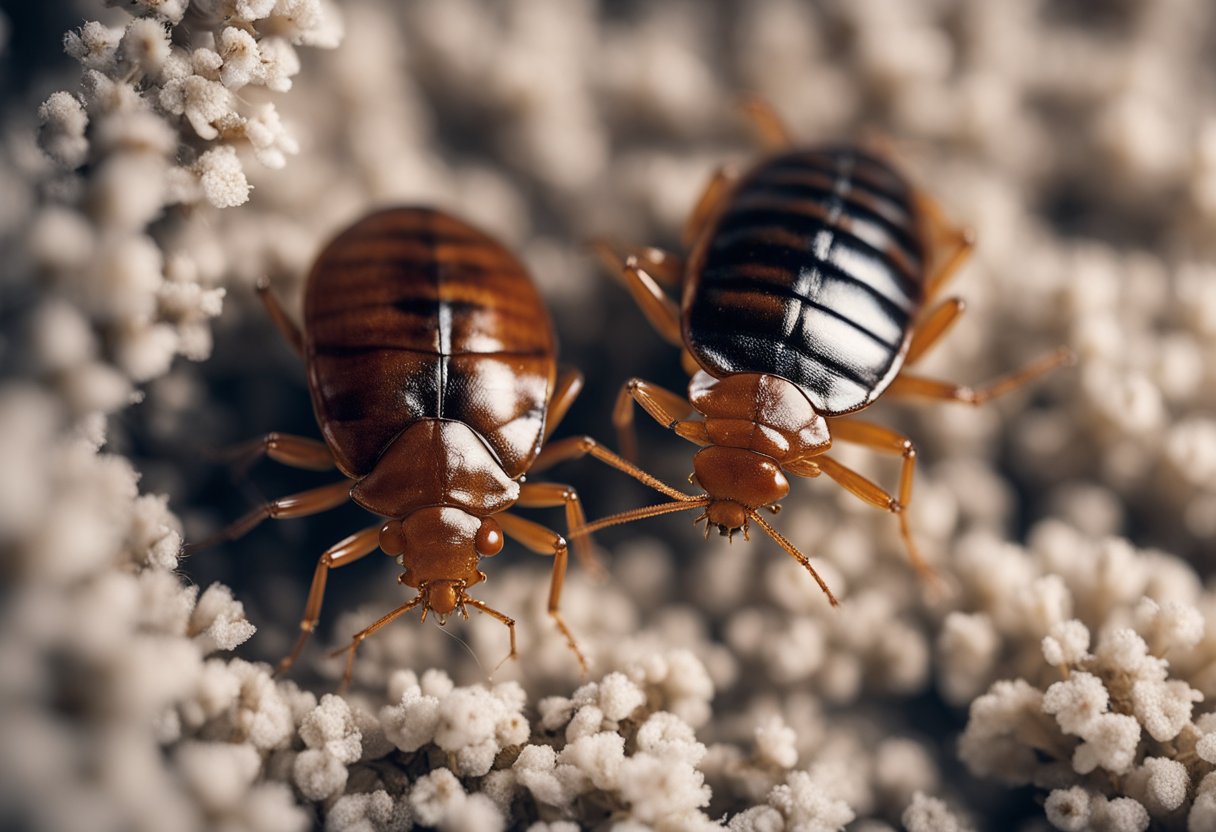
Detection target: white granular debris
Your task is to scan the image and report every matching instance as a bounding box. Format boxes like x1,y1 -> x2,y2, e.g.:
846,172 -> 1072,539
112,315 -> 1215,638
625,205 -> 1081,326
1043,672 -> 1110,736
558,731 -> 626,791
188,583 -> 257,653
901,792 -> 973,832
754,715 -> 798,770
379,685 -> 440,753
299,694 -> 362,763
1190,774 -> 1216,832
325,788 -> 411,832
12,1 -> 1216,830
1136,756 -> 1189,813
1042,620 -> 1092,668
175,741 -> 262,813
766,770 -> 856,831
1045,786 -> 1091,832
194,145 -> 250,208
597,671 -> 646,722
1091,795 -> 1150,832
293,748 -> 348,801
1072,713 -> 1142,775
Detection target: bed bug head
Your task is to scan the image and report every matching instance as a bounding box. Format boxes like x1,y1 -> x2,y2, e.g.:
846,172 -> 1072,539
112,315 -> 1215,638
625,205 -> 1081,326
689,446 -> 790,538
377,506 -> 504,620
576,445 -> 837,606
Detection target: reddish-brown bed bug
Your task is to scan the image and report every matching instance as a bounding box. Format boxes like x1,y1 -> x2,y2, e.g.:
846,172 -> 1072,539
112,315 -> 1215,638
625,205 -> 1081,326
198,207 -> 636,684
583,99 -> 1073,603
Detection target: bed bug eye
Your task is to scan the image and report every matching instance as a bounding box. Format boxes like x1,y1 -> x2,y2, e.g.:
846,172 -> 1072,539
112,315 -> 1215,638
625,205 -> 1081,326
475,518 -> 504,557
379,519 -> 406,556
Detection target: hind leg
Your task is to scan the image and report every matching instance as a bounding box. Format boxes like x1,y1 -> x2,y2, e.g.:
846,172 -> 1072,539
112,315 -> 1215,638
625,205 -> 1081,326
888,347 -> 1075,406
187,479 -> 351,551
741,95 -> 795,149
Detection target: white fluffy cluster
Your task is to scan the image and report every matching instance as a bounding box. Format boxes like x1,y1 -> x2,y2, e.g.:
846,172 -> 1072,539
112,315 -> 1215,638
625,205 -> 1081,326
7,0 -> 1216,829
0,405 -> 299,830
28,0 -> 340,405
0,1 -> 340,828
938,521 -> 1203,706
954,524 -> 1216,829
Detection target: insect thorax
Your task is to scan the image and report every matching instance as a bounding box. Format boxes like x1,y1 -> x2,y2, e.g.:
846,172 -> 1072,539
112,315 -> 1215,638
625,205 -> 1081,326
350,419 -> 520,518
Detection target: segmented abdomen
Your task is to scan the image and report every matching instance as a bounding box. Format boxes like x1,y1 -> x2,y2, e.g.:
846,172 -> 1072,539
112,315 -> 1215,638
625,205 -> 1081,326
304,208 -> 555,479
684,148 -> 926,415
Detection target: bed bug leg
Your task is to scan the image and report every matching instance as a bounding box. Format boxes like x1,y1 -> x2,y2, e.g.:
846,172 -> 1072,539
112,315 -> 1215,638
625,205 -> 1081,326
256,278 -> 305,357
812,454 -> 942,592
463,598 -> 518,677
496,512 -> 588,675
185,479 -> 352,552
543,368 -> 586,443
533,435 -> 693,501
589,240 -> 684,286
589,242 -> 684,346
214,432 -> 335,479
331,594 -> 424,692
683,164 -> 739,247
887,346 -> 1076,406
823,419 -> 945,590
516,481 -> 604,582
277,524 -> 381,676
740,94 -> 795,149
912,191 -> 976,300
906,298 -> 966,366
612,377 -> 696,462
581,497 -> 712,538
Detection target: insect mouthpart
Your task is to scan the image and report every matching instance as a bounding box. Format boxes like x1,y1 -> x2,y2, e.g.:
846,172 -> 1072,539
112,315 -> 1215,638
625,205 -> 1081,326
695,500 -> 752,542
420,579 -> 467,624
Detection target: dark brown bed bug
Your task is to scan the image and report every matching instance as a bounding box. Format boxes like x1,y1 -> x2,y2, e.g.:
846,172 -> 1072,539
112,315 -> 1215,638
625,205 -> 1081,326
584,99 -> 1073,603
199,207 -> 636,684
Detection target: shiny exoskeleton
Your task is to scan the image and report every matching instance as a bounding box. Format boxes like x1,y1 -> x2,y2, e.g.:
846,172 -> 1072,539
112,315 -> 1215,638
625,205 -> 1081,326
203,207 -> 618,683
587,100 -> 1072,602
686,147 -> 925,414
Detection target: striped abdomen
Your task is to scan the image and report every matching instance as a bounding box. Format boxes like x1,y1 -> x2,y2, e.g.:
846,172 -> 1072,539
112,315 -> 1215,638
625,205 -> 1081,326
683,148 -> 927,415
304,208 -> 556,479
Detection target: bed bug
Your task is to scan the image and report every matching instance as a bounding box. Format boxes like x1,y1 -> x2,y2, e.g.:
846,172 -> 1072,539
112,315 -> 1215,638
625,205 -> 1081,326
198,207 -> 628,684
583,100 -> 1074,602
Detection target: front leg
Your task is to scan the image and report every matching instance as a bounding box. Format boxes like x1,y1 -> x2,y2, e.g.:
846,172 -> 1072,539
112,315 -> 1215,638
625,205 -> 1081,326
495,512 -> 587,674
279,523 -> 382,675
532,435 -> 692,502
516,481 -> 603,580
612,377 -> 702,461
